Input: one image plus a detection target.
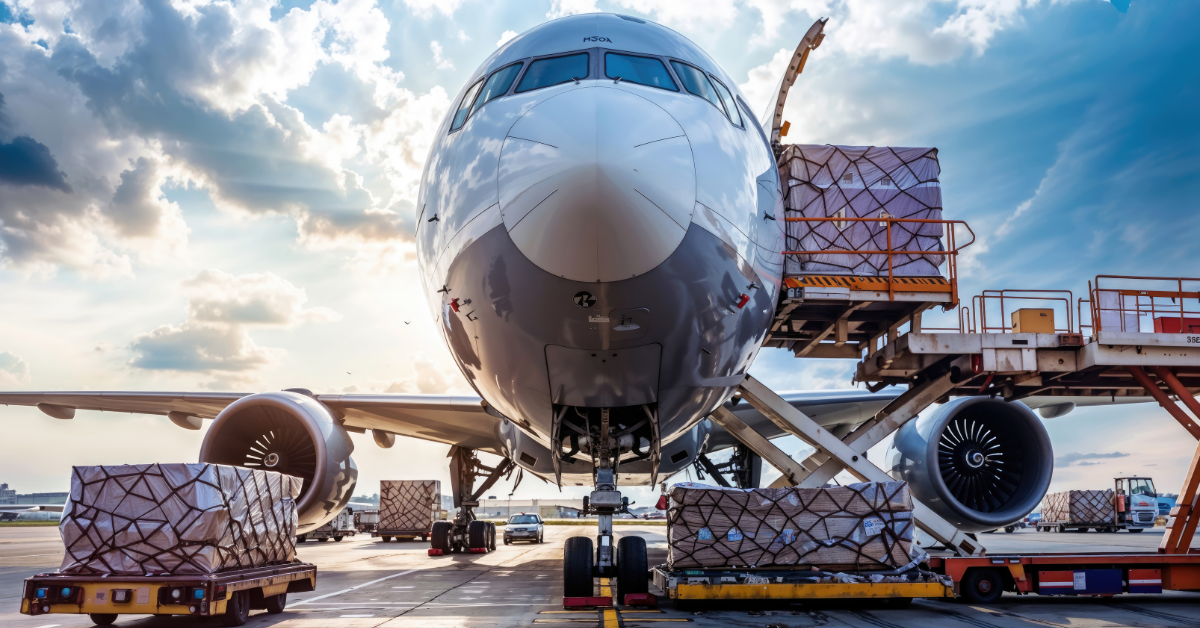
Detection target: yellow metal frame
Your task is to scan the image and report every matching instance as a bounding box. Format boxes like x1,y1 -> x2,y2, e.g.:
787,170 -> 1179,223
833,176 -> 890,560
671,581 -> 952,601
20,571 -> 314,617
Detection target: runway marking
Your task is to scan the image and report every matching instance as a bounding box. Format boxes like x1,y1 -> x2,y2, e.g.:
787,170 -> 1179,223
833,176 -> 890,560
292,568 -> 419,605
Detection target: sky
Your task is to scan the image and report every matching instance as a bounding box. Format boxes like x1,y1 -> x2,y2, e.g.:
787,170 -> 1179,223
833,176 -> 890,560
1,0 -> 1198,509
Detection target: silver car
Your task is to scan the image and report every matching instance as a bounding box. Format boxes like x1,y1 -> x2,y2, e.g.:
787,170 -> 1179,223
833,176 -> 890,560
503,513 -> 544,544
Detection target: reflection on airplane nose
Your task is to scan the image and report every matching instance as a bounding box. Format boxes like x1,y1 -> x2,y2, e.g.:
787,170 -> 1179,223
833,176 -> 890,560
498,86 -> 695,283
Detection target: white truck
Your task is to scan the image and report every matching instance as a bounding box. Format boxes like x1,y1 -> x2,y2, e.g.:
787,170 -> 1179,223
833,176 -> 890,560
1114,476 -> 1159,532
297,507 -> 356,543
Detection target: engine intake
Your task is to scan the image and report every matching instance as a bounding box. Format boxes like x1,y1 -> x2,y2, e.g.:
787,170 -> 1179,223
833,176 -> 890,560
888,396 -> 1053,532
199,391 -> 357,533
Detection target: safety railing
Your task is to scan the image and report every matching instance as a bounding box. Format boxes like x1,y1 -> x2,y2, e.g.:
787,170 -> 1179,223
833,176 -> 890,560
921,290 -> 1076,334
1088,275 -> 1200,334
782,217 -> 975,304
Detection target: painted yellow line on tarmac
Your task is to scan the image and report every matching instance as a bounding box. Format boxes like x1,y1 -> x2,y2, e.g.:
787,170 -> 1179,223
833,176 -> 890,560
601,608 -> 620,628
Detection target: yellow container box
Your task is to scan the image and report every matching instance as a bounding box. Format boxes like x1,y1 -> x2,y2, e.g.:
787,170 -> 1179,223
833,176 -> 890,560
1012,308 -> 1055,333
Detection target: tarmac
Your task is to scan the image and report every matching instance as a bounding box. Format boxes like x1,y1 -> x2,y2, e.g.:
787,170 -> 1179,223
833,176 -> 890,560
2,524 -> 1198,627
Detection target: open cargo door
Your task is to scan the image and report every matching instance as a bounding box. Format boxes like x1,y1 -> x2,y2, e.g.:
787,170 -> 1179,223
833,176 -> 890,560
760,18 -> 827,155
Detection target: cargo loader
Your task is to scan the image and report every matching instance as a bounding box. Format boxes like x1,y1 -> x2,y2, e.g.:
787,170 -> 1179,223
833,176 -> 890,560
20,561 -> 317,626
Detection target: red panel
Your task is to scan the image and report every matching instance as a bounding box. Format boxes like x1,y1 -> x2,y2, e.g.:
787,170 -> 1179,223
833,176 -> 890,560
469,548 -> 488,554
1154,317 -> 1200,333
427,549 -> 444,556
563,596 -> 612,609
623,593 -> 657,608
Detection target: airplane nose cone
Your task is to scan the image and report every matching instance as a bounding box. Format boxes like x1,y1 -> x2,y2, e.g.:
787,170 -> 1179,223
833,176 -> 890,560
498,87 -> 695,283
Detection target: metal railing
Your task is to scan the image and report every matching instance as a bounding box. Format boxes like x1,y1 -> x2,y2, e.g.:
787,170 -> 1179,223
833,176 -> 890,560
969,290 -> 1075,334
1088,275 -> 1200,334
782,216 -> 975,304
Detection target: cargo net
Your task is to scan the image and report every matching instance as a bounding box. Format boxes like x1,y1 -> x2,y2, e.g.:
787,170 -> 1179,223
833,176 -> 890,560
379,480 -> 440,531
779,144 -> 945,276
1041,489 -> 1114,525
59,463 -> 302,575
667,481 -> 921,571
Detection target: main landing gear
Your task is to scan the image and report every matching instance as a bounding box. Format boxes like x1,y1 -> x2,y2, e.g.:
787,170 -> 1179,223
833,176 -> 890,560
430,446 -> 511,554
561,408 -> 650,604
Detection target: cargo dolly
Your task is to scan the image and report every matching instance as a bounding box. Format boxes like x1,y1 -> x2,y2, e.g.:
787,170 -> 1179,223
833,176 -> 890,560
19,561 -> 316,626
651,566 -> 951,607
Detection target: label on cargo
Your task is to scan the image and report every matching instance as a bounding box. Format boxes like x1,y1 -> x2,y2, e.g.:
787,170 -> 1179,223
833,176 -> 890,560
781,529 -> 796,544
863,517 -> 885,536
697,527 -> 713,541
1073,572 -> 1086,590
588,316 -> 610,323
727,527 -> 744,542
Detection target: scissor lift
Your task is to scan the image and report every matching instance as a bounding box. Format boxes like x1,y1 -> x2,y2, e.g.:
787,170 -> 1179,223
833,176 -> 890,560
711,274 -> 1200,602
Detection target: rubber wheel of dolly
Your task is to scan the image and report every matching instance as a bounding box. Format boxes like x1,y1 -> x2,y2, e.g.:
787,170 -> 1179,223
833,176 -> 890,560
297,536 -> 306,543
564,536 -> 595,598
318,537 -> 329,542
265,592 -> 287,614
467,520 -> 488,549
1005,526 -> 1016,533
961,569 -> 1003,605
89,614 -> 118,626
334,536 -> 344,542
431,521 -> 453,552
221,589 -> 251,627
1128,528 -> 1145,533
381,536 -> 392,542
615,535 -> 648,604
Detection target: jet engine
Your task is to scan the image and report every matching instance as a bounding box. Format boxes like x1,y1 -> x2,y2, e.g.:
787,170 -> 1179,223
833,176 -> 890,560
887,396 -> 1053,533
198,391 -> 357,533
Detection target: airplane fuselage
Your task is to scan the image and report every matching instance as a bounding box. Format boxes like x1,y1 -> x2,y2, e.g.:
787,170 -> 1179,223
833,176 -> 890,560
416,14 -> 784,485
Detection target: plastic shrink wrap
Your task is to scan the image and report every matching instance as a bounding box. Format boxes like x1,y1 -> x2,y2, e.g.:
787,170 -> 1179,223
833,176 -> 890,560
667,481 -> 922,570
379,480 -> 441,532
1041,489 -> 1115,524
779,145 -> 945,276
59,463 -> 301,575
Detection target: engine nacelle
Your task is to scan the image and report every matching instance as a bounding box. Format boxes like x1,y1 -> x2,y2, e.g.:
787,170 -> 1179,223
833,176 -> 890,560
199,391 -> 357,534
887,396 -> 1053,533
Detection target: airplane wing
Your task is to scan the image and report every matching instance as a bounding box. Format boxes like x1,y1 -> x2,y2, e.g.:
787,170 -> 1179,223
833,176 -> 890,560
0,504 -> 64,512
0,390 -> 503,454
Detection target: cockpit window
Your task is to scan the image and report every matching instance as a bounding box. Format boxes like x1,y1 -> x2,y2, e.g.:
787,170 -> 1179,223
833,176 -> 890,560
670,61 -> 727,118
450,79 -> 483,132
709,76 -> 742,127
470,62 -> 523,118
605,53 -> 677,91
516,53 -> 589,93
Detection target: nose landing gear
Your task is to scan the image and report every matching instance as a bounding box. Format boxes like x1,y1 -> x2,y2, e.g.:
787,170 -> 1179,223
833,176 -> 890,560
562,408 -> 649,605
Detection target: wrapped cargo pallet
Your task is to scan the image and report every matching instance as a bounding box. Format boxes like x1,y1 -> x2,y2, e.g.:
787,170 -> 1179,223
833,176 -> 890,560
667,482 -> 922,571
59,463 -> 302,575
379,480 -> 441,533
1042,489 -> 1115,524
779,144 -> 945,276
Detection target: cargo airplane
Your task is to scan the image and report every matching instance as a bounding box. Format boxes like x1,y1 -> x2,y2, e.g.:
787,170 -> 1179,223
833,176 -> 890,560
0,14 -> 1119,598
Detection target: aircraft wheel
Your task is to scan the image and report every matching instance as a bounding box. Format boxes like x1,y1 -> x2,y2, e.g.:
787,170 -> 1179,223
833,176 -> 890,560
615,536 -> 648,604
564,536 -> 594,597
468,520 -> 489,549
318,537 -> 329,542
431,521 -> 453,552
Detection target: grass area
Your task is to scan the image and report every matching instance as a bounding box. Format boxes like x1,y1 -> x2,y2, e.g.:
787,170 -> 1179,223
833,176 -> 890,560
482,519 -> 666,527
0,521 -> 59,527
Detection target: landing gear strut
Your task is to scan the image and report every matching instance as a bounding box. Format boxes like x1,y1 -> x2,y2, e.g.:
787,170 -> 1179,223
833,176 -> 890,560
562,407 -> 649,604
430,446 -> 510,554
694,443 -> 762,488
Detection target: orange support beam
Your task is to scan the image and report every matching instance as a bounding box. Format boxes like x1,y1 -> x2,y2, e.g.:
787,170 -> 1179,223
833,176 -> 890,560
1126,366 -> 1200,440
1152,366 -> 1200,423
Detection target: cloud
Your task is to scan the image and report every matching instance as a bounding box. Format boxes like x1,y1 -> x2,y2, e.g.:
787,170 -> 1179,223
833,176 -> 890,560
0,0 -> 441,276
0,134 -> 71,191
129,270 -> 338,375
1055,451 -> 1130,467
400,0 -> 467,18
738,47 -> 791,121
0,351 -> 31,386
496,30 -> 518,47
350,354 -> 467,395
547,0 -> 599,19
182,269 -> 340,327
430,40 -> 454,70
